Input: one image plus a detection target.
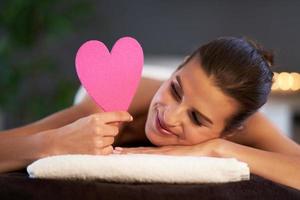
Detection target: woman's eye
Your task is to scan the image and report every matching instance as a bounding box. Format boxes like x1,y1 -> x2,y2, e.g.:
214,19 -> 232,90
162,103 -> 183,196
190,112 -> 203,126
170,82 -> 182,100
170,81 -> 202,127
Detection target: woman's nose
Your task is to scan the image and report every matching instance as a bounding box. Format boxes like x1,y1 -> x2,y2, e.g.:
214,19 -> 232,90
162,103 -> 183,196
163,105 -> 185,127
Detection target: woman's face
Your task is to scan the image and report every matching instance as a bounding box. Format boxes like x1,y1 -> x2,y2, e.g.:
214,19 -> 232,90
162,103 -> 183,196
145,57 -> 239,146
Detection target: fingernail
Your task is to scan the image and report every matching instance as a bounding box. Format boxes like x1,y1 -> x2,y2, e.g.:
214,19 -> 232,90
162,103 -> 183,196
130,116 -> 133,121
115,147 -> 123,151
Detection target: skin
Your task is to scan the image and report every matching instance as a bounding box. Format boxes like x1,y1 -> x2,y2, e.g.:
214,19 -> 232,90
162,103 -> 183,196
0,54 -> 299,189
144,56 -> 239,147
113,56 -> 300,190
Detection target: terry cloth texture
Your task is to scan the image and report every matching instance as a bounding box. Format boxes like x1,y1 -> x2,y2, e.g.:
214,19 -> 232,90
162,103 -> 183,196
27,154 -> 249,183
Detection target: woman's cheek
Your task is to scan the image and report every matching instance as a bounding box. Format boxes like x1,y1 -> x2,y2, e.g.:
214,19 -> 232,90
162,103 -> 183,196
182,129 -> 214,145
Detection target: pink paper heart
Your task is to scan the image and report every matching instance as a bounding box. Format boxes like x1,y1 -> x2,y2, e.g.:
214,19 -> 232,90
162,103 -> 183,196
75,37 -> 143,112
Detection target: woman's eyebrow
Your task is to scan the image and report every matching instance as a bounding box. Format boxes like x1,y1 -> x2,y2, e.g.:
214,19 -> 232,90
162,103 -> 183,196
175,75 -> 214,125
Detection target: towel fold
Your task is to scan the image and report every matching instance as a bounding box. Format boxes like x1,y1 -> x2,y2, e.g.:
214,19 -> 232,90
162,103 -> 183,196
27,154 -> 250,183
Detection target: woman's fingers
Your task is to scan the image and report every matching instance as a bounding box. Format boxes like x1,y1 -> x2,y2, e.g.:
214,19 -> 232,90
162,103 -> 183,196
93,125 -> 119,137
95,145 -> 114,155
97,146 -> 170,156
101,137 -> 115,146
91,111 -> 133,124
52,111 -> 132,156
114,147 -> 164,154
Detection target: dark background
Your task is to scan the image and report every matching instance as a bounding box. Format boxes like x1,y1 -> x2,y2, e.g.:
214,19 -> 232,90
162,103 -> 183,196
0,0 -> 299,129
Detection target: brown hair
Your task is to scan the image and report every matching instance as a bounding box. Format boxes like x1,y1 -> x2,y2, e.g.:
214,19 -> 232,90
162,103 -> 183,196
177,37 -> 274,134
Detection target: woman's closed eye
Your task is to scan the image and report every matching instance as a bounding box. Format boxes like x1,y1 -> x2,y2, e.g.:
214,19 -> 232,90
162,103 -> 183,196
169,81 -> 203,126
170,82 -> 182,100
189,111 -> 203,127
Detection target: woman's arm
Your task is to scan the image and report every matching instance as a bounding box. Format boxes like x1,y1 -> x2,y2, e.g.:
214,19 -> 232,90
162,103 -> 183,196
0,94 -> 103,172
0,94 -> 103,138
221,111 -> 300,189
120,111 -> 300,190
0,130 -> 50,172
0,110 -> 133,173
0,76 -> 162,138
120,138 -> 300,190
1,106 -> 86,137
0,77 -> 161,172
217,139 -> 300,190
226,111 -> 300,156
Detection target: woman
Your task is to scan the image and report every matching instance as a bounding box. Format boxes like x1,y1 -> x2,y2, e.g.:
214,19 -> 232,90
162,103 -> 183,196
0,37 -> 300,190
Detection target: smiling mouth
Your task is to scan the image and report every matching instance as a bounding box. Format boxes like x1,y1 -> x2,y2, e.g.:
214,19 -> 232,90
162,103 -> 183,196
155,111 -> 175,136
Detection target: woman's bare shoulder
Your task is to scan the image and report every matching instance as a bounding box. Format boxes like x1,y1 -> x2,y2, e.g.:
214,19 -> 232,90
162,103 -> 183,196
128,77 -> 164,115
79,77 -> 164,116
227,111 -> 300,156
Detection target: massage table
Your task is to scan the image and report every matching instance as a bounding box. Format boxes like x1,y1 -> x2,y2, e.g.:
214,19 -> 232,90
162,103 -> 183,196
0,170 -> 299,200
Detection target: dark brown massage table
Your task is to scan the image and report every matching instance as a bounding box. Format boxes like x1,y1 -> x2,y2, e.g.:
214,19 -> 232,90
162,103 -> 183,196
0,169 -> 299,200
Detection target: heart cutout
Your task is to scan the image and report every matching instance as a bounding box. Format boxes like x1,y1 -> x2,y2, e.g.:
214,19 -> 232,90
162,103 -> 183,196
75,37 -> 143,112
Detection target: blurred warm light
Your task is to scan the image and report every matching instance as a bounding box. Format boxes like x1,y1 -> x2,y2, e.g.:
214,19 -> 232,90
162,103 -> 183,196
271,72 -> 279,90
290,72 -> 300,91
278,72 -> 292,90
272,72 -> 300,92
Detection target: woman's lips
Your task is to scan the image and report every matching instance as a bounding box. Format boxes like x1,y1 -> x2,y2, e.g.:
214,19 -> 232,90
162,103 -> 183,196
155,112 -> 175,136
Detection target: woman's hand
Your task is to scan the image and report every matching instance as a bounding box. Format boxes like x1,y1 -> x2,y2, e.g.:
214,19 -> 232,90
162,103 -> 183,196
43,111 -> 133,156
115,138 -> 227,157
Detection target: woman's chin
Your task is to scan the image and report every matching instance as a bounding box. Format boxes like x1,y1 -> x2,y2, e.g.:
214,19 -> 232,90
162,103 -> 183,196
144,126 -> 156,144
144,107 -> 174,146
145,127 -> 172,147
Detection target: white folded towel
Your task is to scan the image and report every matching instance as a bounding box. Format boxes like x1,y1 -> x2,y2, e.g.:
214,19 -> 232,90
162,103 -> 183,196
27,154 -> 250,183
